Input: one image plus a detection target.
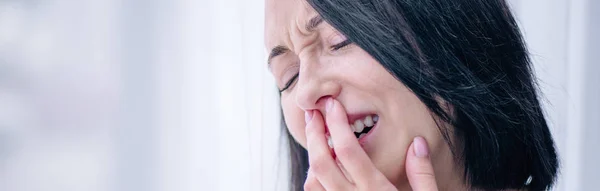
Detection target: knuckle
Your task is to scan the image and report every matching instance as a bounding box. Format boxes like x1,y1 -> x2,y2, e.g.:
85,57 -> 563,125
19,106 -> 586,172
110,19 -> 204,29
356,182 -> 372,191
335,143 -> 356,159
407,160 -> 436,178
360,177 -> 378,189
357,176 -> 382,191
414,170 -> 436,179
309,156 -> 329,175
412,163 -> 435,178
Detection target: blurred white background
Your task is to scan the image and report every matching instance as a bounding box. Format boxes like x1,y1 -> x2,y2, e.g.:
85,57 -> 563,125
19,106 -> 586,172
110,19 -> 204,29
0,0 -> 597,191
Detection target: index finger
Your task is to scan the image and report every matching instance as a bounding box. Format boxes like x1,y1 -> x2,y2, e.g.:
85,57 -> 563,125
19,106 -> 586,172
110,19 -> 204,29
324,98 -> 378,183
305,110 -> 352,190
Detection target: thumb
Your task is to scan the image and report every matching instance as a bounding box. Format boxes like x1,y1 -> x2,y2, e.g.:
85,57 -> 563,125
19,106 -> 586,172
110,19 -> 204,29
405,136 -> 438,191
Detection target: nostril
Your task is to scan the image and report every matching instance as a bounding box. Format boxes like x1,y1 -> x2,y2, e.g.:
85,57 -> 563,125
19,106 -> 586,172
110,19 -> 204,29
294,77 -> 342,112
317,96 -> 334,109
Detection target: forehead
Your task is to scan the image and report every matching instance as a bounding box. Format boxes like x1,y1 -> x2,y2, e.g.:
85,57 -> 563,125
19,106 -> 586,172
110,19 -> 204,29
264,0 -> 315,49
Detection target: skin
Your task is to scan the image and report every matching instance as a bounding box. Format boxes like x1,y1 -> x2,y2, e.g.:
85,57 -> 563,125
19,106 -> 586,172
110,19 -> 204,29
265,0 -> 466,190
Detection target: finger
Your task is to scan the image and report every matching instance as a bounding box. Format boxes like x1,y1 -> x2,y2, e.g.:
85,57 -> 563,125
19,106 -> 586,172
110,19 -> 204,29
304,169 -> 326,191
305,110 -> 351,190
323,98 -> 377,184
336,158 -> 354,184
405,136 -> 439,191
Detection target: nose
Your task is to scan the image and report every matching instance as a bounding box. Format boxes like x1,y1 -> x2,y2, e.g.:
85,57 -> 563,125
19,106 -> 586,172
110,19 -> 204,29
295,56 -> 341,111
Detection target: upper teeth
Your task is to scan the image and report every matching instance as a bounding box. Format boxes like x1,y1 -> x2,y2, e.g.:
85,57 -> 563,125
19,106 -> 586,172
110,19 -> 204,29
364,115 -> 374,127
351,115 -> 378,133
353,120 -> 364,133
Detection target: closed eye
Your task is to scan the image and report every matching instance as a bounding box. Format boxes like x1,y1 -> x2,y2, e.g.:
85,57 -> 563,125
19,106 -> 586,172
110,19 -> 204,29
279,73 -> 299,93
331,39 -> 352,51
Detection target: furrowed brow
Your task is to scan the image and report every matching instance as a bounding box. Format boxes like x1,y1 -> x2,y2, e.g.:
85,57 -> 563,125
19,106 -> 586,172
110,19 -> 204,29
305,15 -> 323,32
267,45 -> 289,66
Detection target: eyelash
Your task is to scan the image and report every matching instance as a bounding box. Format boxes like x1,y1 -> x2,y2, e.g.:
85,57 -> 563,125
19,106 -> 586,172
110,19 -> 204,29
279,73 -> 299,93
279,39 -> 352,93
330,39 -> 352,51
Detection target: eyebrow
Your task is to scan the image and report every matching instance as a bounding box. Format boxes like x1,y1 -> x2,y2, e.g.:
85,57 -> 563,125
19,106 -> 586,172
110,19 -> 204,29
267,16 -> 324,66
305,15 -> 323,32
268,45 -> 289,66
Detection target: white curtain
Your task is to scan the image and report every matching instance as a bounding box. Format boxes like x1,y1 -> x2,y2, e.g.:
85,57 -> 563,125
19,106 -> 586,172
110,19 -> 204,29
0,0 -> 284,191
0,0 -> 597,190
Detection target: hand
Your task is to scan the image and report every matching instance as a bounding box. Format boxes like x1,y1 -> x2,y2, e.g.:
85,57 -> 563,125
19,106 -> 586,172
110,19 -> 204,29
303,97 -> 439,191
405,137 -> 439,191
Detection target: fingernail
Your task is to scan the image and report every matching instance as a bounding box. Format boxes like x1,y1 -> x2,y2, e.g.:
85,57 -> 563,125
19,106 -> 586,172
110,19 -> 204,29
413,136 -> 429,158
325,97 -> 334,112
305,111 -> 313,123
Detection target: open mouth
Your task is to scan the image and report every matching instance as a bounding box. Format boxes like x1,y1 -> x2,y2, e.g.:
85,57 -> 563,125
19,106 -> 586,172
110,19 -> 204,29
326,114 -> 379,149
351,114 -> 378,139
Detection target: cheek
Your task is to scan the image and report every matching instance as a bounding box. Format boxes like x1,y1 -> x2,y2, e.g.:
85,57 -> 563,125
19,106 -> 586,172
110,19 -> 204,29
399,96 -> 445,148
363,58 -> 441,141
281,95 -> 308,148
382,79 -> 446,153
390,85 -> 446,146
365,67 -> 450,183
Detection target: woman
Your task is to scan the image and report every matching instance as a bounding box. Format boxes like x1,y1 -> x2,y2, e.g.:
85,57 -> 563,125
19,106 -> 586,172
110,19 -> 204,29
265,0 -> 559,190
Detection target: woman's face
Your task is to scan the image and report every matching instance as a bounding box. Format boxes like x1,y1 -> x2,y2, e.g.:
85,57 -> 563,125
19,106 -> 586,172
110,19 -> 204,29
265,0 -> 456,187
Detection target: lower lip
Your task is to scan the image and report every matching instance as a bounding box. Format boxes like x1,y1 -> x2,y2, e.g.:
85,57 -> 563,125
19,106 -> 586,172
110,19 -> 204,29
357,121 -> 378,145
